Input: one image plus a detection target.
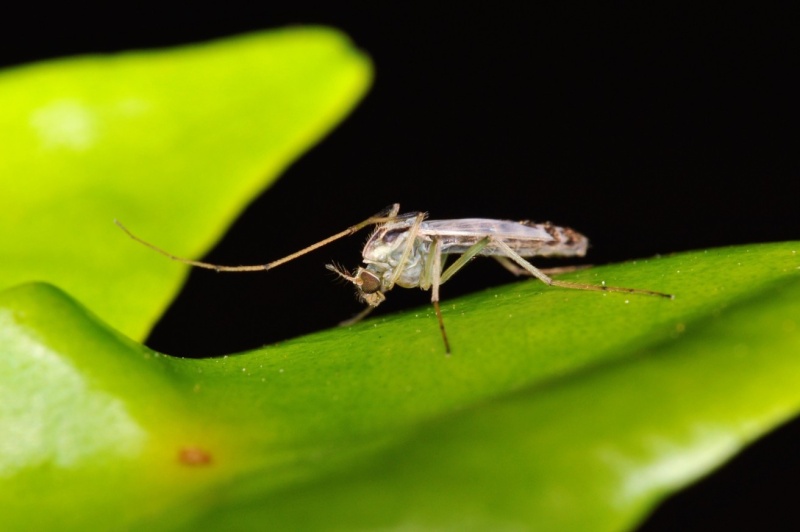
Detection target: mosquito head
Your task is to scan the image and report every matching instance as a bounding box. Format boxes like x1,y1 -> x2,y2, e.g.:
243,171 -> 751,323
352,267 -> 386,307
325,264 -> 386,307
356,268 -> 381,294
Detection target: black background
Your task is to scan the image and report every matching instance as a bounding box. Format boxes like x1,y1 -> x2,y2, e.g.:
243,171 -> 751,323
3,4 -> 798,530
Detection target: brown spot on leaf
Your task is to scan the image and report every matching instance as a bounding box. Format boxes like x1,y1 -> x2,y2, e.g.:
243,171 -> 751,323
179,447 -> 212,466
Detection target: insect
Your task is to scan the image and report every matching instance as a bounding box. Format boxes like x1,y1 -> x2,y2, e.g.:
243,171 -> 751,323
116,204 -> 672,353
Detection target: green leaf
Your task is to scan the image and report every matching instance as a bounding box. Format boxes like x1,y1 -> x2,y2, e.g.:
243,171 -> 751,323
0,28 -> 371,340
2,242 -> 799,530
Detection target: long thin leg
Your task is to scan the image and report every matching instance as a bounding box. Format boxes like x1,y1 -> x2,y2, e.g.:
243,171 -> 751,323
428,237 -> 451,354
425,236 -> 495,353
493,256 -> 592,277
439,236 -> 492,284
339,304 -> 377,326
114,204 -> 401,272
491,239 -> 673,299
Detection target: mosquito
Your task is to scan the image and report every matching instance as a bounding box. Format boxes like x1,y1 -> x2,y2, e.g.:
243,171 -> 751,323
115,204 -> 672,353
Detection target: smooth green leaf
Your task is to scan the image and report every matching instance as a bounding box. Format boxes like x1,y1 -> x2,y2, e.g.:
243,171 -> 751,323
1,243 -> 798,530
0,28 -> 371,340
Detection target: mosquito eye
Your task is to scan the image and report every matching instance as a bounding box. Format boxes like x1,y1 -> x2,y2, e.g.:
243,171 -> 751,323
359,271 -> 381,294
